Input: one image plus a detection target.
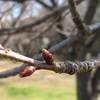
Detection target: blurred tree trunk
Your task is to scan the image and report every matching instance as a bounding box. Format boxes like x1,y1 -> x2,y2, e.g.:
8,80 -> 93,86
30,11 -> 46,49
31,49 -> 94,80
76,0 -> 100,100
49,1 -> 100,100
49,0 -> 100,100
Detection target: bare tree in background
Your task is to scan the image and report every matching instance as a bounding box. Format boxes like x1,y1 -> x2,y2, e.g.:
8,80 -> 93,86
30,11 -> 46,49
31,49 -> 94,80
0,0 -> 100,100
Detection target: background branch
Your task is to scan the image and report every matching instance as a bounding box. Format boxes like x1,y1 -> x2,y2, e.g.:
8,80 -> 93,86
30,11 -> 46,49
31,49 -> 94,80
0,0 -> 85,35
68,0 -> 86,32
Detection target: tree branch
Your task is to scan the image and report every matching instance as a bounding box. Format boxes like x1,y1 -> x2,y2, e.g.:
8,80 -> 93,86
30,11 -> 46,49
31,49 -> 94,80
0,4 -> 68,35
0,45 -> 100,78
68,0 -> 86,32
0,21 -> 99,78
36,0 -> 52,9
0,0 -> 85,35
35,22 -> 100,60
0,0 -> 100,78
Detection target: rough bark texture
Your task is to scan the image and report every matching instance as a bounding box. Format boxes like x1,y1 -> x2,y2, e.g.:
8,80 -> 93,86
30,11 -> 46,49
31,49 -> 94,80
0,45 -> 100,78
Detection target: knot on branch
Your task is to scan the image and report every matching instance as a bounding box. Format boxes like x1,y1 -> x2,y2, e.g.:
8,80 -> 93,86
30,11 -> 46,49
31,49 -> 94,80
63,60 -> 96,75
64,60 -> 77,75
74,61 -> 94,73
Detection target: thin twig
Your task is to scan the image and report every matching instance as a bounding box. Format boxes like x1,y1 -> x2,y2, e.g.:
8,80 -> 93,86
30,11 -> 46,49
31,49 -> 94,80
0,0 -> 85,35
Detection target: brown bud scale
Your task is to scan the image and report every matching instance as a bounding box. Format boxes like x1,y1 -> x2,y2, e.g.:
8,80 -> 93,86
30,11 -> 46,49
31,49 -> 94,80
19,66 -> 36,77
42,49 -> 54,65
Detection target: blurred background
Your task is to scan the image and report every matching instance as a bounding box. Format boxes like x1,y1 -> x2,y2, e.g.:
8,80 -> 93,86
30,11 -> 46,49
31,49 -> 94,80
0,0 -> 100,100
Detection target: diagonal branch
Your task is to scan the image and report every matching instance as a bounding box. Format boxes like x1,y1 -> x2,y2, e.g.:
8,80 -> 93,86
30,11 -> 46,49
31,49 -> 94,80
68,0 -> 86,32
35,22 -> 100,60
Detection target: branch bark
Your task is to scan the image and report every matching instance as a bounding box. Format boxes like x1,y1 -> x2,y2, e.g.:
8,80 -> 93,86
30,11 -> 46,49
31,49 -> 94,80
68,0 -> 86,32
0,46 -> 100,78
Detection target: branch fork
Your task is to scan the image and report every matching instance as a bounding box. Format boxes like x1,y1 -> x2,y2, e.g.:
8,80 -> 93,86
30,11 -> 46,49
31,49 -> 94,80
0,44 -> 100,78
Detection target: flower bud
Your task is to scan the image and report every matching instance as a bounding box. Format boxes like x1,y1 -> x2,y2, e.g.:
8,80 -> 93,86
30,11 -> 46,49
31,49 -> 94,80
19,66 -> 36,78
42,49 -> 54,65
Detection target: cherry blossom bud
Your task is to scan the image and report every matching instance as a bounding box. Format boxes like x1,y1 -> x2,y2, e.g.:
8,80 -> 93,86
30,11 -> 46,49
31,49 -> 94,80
42,49 -> 54,65
19,66 -> 36,78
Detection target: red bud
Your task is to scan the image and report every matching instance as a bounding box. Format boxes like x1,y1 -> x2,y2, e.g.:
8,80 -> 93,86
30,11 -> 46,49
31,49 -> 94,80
42,49 -> 54,65
19,66 -> 36,78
